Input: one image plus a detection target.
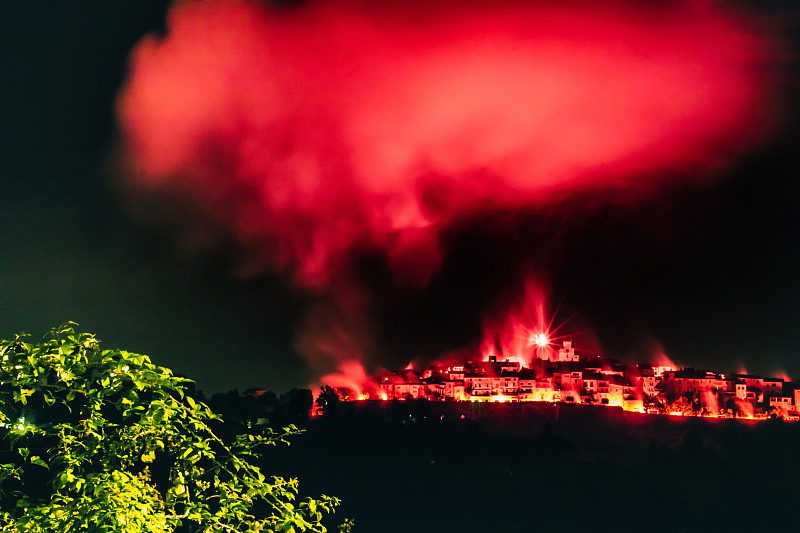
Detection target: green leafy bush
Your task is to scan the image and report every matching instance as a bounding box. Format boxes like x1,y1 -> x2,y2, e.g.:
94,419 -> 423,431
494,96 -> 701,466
0,323 -> 348,532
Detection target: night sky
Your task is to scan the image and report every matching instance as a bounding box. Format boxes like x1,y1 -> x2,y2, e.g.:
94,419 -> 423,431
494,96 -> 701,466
2,0 -> 799,395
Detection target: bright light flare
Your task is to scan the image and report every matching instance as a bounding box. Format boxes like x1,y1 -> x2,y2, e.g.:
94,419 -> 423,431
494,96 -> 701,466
532,333 -> 549,348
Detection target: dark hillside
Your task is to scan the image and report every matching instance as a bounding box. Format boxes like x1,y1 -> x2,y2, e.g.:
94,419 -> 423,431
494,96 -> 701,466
263,402 -> 800,532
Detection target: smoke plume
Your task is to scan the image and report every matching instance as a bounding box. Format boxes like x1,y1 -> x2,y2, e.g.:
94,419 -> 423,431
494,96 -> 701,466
117,0 -> 775,379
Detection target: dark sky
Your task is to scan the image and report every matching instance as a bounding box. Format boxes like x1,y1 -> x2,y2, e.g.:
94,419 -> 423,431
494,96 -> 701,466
2,0 -> 799,394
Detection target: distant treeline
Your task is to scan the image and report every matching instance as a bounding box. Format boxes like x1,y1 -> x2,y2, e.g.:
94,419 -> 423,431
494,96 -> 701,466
200,387 -> 315,429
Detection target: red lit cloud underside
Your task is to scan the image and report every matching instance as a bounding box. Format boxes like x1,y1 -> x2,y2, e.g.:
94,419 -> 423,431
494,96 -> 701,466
118,0 -> 773,288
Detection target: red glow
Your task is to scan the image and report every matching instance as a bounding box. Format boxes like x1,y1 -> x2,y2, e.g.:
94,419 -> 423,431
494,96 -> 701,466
702,389 -> 720,417
315,359 -> 378,401
117,0 -> 779,390
478,277 -> 586,367
736,398 -> 755,420
480,279 -> 552,365
119,0 -> 773,290
651,343 -> 678,370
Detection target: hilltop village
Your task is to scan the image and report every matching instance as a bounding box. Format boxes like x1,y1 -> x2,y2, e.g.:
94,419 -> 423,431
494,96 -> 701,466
349,341 -> 799,420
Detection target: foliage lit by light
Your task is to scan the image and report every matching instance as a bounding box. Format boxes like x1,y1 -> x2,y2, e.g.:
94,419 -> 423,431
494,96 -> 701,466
0,323 -> 349,533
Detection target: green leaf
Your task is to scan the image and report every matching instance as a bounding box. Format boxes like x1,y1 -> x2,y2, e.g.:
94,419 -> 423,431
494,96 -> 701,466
29,456 -> 49,470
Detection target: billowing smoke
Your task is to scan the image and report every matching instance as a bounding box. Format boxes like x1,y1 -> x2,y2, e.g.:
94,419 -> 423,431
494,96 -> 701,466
117,0 -> 775,381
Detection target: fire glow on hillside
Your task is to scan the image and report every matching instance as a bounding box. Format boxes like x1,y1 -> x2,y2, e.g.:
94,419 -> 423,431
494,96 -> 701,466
319,339 -> 799,421
315,283 -> 798,421
117,0 -> 781,399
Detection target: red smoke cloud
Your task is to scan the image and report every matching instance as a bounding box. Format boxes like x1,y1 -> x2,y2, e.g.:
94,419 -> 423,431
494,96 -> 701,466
117,0 -> 774,376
